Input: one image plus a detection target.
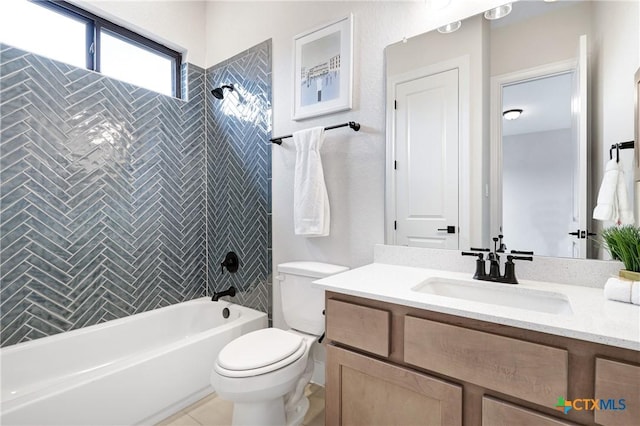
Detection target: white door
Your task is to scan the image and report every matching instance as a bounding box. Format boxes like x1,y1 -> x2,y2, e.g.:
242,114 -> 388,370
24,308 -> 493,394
570,34 -> 588,258
394,68 -> 459,248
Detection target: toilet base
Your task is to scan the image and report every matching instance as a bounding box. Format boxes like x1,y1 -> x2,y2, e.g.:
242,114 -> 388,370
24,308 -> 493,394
286,395 -> 309,426
230,395 -> 310,426
232,397 -> 285,426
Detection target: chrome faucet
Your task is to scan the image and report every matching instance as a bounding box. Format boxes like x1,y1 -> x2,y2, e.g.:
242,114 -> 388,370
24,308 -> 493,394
462,235 -> 533,284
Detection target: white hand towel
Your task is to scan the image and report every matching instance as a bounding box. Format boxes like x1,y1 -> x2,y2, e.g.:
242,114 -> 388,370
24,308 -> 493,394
603,277 -> 640,305
593,159 -> 634,224
293,127 -> 330,237
616,164 -> 634,225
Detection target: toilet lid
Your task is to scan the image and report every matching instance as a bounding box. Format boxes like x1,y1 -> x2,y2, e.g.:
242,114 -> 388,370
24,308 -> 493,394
217,328 -> 304,371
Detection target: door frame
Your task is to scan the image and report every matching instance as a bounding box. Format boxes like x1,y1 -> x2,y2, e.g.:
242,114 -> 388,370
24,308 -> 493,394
385,55 -> 471,249
489,59 -> 576,239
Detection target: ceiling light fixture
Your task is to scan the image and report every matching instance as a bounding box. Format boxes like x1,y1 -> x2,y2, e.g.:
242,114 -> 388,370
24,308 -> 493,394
437,21 -> 462,34
503,109 -> 523,120
484,3 -> 513,20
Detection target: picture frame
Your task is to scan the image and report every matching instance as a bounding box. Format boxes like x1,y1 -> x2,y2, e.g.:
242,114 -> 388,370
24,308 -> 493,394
293,14 -> 353,121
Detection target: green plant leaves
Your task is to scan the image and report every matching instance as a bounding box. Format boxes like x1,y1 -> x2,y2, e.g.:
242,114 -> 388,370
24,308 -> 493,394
601,225 -> 640,272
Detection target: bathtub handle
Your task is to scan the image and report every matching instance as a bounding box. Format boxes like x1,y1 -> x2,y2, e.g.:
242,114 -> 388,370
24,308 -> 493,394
221,252 -> 239,274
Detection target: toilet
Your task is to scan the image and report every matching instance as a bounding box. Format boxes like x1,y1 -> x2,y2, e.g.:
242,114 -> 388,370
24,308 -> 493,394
210,261 -> 349,426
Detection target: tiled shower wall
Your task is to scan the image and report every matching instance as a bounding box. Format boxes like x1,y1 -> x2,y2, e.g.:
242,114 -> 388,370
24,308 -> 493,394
206,40 -> 272,318
0,41 -> 272,346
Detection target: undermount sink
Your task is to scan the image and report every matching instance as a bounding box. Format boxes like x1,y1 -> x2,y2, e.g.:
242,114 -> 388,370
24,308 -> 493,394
412,277 -> 573,315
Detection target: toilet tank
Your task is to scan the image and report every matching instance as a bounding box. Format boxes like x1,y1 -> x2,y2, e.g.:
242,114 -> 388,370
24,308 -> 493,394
277,262 -> 349,335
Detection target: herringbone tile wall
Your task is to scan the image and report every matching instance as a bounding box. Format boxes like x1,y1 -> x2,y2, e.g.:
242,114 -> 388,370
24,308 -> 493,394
206,41 -> 272,318
0,40 -> 272,346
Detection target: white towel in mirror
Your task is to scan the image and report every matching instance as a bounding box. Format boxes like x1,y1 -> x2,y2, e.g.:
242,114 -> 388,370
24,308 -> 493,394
593,159 -> 634,225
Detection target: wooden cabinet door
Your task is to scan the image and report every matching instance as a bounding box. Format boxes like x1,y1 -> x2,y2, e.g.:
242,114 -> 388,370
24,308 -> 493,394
326,344 -> 462,426
595,358 -> 640,426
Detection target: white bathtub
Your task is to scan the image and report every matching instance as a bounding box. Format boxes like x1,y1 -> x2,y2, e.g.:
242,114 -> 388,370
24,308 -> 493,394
0,297 -> 267,425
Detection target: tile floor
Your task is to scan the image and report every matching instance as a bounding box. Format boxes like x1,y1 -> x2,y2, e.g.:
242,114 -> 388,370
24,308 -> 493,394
157,384 -> 325,426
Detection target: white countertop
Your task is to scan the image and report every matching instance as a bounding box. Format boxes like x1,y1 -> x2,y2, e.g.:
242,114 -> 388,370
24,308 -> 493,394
313,263 -> 640,351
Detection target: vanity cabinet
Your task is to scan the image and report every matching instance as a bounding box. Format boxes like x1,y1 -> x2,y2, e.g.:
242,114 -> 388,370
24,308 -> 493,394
324,292 -> 640,426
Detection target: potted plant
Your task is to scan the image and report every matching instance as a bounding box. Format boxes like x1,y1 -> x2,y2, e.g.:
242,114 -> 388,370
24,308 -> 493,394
601,225 -> 640,280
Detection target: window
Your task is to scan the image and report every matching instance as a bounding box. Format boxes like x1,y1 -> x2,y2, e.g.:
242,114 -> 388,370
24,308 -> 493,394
0,0 -> 87,69
0,0 -> 182,98
100,30 -> 175,96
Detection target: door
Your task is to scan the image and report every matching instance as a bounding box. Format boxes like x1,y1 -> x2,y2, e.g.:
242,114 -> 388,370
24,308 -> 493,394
497,35 -> 588,258
325,345 -> 462,426
394,68 -> 459,248
570,34 -> 588,258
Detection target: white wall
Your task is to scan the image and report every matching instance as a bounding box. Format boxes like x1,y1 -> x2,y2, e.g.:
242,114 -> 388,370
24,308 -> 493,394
591,1 -> 639,257
70,0 -> 208,67
203,0 -> 506,329
490,1 -> 591,77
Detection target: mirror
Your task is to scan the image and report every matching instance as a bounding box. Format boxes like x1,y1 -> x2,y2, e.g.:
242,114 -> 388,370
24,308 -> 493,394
385,0 -> 639,259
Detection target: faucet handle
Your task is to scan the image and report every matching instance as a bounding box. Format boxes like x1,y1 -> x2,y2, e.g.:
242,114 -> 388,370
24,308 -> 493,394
221,251 -> 239,274
497,234 -> 507,253
469,247 -> 490,252
511,250 -> 534,256
462,252 -> 487,279
508,255 -> 533,262
462,251 -> 485,259
502,255 -> 533,284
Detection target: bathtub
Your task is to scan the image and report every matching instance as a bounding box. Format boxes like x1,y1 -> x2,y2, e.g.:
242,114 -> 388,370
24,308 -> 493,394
0,297 -> 267,425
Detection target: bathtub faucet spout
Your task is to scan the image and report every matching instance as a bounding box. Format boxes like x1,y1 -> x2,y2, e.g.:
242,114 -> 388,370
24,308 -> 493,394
212,286 -> 236,302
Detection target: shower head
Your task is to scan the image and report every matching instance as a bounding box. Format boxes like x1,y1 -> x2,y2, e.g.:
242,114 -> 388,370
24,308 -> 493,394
211,84 -> 235,99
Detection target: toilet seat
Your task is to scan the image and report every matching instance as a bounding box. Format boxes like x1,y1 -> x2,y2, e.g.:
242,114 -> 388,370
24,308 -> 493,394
215,328 -> 306,378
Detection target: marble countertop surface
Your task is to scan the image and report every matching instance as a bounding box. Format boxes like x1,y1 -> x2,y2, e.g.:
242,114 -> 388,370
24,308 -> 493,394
313,263 -> 640,351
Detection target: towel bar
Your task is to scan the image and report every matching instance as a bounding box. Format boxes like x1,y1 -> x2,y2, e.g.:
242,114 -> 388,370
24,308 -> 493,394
609,140 -> 635,162
270,122 -> 361,145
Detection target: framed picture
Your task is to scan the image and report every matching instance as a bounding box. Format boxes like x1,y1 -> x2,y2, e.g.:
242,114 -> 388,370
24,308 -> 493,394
293,14 -> 353,120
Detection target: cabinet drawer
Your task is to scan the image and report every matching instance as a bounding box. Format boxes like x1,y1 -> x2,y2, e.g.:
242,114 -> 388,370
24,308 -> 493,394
326,299 -> 390,357
482,397 -> 576,426
404,316 -> 567,406
595,358 -> 640,426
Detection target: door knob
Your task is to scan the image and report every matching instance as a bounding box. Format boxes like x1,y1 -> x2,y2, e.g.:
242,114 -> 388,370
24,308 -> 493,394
568,229 -> 595,239
437,226 -> 456,234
